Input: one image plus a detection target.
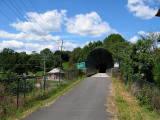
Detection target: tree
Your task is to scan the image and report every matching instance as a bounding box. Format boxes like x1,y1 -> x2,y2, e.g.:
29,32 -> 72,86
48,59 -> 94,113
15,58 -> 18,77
40,48 -> 52,55
69,47 -> 82,67
122,36 -> 154,82
79,41 -> 103,62
103,34 -> 129,65
0,48 -> 15,72
40,48 -> 54,71
14,52 -> 30,74
153,54 -> 160,85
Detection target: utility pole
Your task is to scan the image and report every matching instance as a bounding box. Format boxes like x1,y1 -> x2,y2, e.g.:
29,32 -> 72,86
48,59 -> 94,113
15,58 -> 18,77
42,55 -> 47,93
36,55 -> 47,93
58,40 -> 64,84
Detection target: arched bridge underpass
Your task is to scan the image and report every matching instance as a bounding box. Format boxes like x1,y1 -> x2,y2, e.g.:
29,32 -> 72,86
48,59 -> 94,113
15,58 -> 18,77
86,48 -> 114,75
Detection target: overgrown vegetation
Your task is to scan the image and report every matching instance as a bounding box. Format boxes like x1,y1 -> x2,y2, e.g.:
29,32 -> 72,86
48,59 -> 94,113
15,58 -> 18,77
112,77 -> 160,120
0,75 -> 85,120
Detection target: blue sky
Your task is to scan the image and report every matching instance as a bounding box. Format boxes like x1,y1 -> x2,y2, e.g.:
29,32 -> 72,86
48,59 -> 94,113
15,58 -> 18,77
0,0 -> 160,53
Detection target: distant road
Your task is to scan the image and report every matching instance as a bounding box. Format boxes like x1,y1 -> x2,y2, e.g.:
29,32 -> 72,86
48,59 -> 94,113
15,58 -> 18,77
22,73 -> 113,120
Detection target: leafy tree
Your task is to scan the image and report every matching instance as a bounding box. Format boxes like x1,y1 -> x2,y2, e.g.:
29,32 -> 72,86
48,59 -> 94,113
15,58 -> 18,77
40,48 -> 52,55
80,41 -> 103,62
103,34 -> 129,65
153,54 -> 160,85
14,52 -> 30,74
40,48 -> 54,72
69,47 -> 82,67
122,36 -> 154,82
0,48 -> 15,72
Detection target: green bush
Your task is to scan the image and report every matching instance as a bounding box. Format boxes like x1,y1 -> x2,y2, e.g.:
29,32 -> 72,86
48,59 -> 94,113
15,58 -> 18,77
153,55 -> 160,85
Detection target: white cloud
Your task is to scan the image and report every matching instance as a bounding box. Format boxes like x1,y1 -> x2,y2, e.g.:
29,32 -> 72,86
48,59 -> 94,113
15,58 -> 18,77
0,30 -> 60,41
0,40 -> 24,51
63,42 -> 78,50
0,10 -> 65,42
0,40 -> 78,53
138,31 -> 160,38
65,12 -> 117,37
138,31 -> 148,35
0,10 -> 116,42
11,10 -> 66,35
130,36 -> 139,43
127,0 -> 157,19
0,10 -> 117,53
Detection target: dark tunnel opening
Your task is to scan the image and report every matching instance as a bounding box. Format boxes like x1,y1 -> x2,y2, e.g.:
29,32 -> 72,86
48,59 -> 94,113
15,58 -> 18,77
98,63 -> 107,73
86,48 -> 114,73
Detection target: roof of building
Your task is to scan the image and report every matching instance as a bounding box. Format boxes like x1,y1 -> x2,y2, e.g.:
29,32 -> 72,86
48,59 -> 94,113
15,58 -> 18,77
48,68 -> 65,74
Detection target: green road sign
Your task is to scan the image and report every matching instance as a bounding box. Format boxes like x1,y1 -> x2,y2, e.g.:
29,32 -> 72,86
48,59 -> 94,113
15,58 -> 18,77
77,63 -> 80,69
80,62 -> 85,68
77,62 -> 85,69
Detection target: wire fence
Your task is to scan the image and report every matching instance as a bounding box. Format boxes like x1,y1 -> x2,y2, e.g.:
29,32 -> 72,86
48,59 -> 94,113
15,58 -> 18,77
107,68 -> 160,114
0,69 -> 84,118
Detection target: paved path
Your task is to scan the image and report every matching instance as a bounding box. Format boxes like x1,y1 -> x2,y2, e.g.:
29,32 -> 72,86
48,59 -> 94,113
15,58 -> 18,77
91,73 -> 110,77
22,73 -> 113,120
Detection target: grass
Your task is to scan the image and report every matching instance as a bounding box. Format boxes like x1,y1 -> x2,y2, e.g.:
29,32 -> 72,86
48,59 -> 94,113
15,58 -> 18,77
47,80 -> 59,84
2,76 -> 86,120
62,62 -> 69,70
28,71 -> 48,76
112,77 -> 160,120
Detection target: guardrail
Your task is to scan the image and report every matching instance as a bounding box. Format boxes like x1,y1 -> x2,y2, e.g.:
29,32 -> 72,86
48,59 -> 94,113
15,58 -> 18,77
80,68 -> 97,77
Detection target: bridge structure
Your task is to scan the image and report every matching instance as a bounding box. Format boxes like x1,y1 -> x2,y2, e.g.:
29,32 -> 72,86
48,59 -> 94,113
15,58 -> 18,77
83,48 -> 114,76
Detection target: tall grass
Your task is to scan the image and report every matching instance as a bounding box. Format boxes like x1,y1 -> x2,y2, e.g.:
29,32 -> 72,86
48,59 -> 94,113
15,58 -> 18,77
0,76 -> 86,120
112,77 -> 160,120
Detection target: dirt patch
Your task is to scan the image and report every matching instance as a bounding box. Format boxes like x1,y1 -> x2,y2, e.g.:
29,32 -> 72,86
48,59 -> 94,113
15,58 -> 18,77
106,80 -> 118,120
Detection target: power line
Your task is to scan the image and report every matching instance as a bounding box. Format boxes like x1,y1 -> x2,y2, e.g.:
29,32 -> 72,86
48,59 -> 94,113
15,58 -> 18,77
0,0 -> 47,42
1,0 -> 23,20
12,0 -> 27,15
8,0 -> 25,18
28,0 -> 58,37
19,0 -> 48,33
0,10 -> 13,22
28,0 -> 40,14
6,0 -> 50,41
19,0 -> 30,12
11,0 -> 58,42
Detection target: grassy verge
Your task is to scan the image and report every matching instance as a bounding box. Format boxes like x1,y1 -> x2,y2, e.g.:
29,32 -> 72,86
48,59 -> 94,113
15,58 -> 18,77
112,77 -> 160,120
3,76 -> 86,120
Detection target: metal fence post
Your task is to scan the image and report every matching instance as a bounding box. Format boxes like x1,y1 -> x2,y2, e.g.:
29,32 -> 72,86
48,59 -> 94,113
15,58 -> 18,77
67,71 -> 69,80
24,78 -> 26,98
17,78 -> 20,109
44,75 -> 46,94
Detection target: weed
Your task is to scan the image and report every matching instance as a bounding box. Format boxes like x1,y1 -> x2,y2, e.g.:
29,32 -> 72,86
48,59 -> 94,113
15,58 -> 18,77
112,77 -> 160,120
3,76 -> 85,120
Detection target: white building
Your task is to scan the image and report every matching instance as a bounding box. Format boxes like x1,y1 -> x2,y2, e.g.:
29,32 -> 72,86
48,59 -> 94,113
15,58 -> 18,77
48,68 -> 65,80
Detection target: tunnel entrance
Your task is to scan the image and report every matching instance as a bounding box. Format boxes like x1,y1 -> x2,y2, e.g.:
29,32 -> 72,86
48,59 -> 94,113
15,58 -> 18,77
98,63 -> 107,73
86,48 -> 114,73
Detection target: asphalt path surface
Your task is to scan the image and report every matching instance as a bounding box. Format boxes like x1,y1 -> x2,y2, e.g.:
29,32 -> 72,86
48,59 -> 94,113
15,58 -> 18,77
22,73 -> 113,120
